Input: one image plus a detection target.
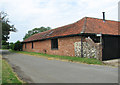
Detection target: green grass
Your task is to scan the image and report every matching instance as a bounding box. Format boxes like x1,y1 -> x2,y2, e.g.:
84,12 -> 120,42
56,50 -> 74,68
2,59 -> 23,84
11,50 -> 103,65
0,49 -> 9,50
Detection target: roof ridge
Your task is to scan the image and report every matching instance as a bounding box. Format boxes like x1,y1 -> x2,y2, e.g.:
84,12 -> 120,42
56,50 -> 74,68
86,17 -> 118,22
81,17 -> 87,33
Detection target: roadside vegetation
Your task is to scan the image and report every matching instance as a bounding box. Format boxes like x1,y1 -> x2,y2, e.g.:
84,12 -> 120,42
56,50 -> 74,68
23,27 -> 51,40
2,59 -> 23,84
0,55 -> 2,84
1,11 -> 17,49
11,50 -> 103,65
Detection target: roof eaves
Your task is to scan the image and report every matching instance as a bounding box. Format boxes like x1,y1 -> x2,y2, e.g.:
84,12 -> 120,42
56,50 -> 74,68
22,33 -> 82,43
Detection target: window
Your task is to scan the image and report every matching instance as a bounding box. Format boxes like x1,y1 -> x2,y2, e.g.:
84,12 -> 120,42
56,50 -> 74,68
32,42 -> 34,49
25,43 -> 26,49
90,36 -> 100,43
51,38 -> 58,50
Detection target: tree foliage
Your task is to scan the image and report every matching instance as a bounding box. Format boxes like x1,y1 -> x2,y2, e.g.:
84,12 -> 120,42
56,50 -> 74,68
1,11 -> 17,41
9,42 -> 14,50
0,11 -> 17,49
23,27 -> 51,40
2,40 -> 9,49
11,41 -> 22,51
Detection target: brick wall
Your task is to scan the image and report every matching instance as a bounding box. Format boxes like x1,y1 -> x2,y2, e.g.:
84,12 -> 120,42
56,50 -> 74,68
23,36 -> 81,56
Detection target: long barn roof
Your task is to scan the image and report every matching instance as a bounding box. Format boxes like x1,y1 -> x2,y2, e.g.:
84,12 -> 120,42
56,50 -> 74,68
23,17 -> 119,42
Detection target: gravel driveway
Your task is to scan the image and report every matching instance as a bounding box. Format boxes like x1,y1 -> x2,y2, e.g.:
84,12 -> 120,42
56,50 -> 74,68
2,51 -> 118,83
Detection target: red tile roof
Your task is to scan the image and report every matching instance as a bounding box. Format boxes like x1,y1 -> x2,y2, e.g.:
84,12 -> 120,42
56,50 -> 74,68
23,17 -> 119,42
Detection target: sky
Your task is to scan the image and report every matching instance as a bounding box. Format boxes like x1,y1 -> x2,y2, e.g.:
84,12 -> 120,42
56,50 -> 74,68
0,0 -> 119,42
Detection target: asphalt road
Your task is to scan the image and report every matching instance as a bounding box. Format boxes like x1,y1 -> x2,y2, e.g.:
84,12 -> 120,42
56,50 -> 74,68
2,50 -> 118,83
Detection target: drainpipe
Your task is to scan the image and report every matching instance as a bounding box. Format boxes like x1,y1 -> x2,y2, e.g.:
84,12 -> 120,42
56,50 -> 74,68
81,34 -> 83,58
100,34 -> 102,61
97,33 -> 102,60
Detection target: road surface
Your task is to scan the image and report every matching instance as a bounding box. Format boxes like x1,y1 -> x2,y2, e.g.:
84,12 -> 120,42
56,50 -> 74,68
2,50 -> 118,83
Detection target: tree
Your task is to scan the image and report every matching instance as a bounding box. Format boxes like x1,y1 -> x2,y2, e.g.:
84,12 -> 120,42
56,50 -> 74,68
9,42 -> 14,49
23,26 -> 51,40
0,11 -> 17,49
1,12 -> 16,41
2,40 -> 9,49
11,41 -> 22,51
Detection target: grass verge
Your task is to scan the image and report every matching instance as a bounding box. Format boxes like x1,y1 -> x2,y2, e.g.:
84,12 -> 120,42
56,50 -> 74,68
0,49 -> 10,50
2,59 -> 23,84
11,50 -> 103,65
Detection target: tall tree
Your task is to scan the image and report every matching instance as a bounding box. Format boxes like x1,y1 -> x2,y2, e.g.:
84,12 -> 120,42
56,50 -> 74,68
1,12 -> 16,41
23,27 -> 51,40
0,11 -> 16,49
0,12 -> 2,48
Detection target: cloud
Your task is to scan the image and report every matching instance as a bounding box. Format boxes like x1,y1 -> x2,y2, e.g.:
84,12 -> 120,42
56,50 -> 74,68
0,0 -> 119,42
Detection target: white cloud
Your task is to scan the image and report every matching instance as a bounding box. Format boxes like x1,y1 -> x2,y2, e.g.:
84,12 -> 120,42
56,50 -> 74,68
0,0 -> 119,42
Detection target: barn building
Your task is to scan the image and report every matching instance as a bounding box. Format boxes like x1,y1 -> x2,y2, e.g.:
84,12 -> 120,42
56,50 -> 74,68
22,17 -> 120,61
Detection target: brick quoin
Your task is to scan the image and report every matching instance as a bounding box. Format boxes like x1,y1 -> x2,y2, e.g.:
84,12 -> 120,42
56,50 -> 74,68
23,36 -> 81,57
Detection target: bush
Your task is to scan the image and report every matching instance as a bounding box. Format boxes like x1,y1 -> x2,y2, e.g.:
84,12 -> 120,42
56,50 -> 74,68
2,45 -> 9,49
11,41 -> 22,51
9,42 -> 14,50
2,40 -> 9,49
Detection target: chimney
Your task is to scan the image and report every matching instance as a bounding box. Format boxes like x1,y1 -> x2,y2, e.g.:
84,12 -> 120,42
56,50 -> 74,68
102,12 -> 105,22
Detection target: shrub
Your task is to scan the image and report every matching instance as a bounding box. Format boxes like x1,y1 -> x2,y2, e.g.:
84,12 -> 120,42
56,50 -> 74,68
11,41 -> 22,51
2,45 -> 9,49
2,40 -> 9,49
9,42 -> 14,49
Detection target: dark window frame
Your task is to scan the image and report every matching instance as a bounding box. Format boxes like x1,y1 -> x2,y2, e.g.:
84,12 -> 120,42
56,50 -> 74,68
32,42 -> 34,49
51,38 -> 58,50
90,36 -> 100,43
